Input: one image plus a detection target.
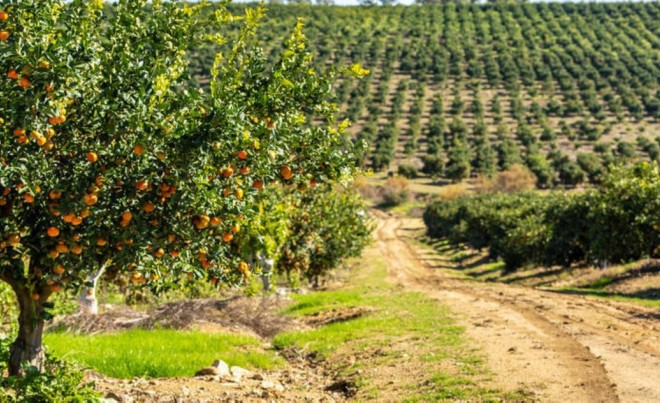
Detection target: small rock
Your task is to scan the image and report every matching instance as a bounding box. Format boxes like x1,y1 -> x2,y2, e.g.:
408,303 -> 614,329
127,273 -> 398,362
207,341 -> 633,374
144,390 -> 156,397
230,366 -> 252,382
194,359 -> 230,377
104,392 -> 125,402
182,386 -> 190,397
274,383 -> 285,392
149,380 -> 157,385
261,380 -> 276,389
252,389 -> 263,397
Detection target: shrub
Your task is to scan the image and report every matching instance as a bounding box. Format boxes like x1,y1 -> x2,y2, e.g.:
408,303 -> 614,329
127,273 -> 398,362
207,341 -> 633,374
0,329 -> 99,402
476,164 -> 537,194
379,177 -> 411,207
424,162 -> 660,271
398,164 -> 418,179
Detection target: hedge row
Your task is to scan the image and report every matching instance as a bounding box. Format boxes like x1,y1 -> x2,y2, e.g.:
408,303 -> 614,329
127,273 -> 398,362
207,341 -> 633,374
423,162 -> 660,270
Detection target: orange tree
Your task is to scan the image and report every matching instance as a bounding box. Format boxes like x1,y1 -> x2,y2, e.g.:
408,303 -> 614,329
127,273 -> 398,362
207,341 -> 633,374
277,186 -> 373,287
0,0 -> 364,375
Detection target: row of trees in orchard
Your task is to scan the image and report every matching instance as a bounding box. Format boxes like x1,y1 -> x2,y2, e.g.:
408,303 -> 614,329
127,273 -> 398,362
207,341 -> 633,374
423,162 -> 660,270
213,3 -> 660,183
0,0 -> 369,377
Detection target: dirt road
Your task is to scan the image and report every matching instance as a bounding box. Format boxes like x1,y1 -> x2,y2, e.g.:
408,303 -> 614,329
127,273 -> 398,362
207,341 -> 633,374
374,211 -> 660,402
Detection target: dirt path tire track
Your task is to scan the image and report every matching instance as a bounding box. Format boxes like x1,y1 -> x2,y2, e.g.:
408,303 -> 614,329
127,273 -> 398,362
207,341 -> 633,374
373,210 -> 660,402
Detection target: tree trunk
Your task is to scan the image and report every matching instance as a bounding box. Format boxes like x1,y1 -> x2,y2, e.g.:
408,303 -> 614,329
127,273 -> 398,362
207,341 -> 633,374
9,286 -> 47,376
78,264 -> 107,315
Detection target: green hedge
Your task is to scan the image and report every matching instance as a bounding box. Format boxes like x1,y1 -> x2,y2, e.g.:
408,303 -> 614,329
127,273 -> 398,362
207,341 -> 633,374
424,162 -> 660,270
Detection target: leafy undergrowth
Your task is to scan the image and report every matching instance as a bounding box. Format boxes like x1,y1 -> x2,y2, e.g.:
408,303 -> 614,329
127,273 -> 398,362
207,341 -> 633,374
45,329 -> 283,378
272,248 -> 527,400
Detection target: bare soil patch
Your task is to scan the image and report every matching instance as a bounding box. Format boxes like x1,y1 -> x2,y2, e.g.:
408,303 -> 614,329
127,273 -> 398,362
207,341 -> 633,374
50,296 -> 305,338
376,210 -> 660,402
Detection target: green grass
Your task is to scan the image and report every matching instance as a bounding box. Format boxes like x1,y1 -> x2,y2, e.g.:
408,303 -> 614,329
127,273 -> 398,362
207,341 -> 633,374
45,329 -> 283,378
272,252 -> 526,400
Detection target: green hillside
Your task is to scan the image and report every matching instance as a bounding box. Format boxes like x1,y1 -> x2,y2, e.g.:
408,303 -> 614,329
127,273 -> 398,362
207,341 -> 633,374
190,2 -> 660,186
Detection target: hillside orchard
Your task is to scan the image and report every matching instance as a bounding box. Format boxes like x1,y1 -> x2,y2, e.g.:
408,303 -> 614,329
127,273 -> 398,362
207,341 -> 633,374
191,3 -> 660,186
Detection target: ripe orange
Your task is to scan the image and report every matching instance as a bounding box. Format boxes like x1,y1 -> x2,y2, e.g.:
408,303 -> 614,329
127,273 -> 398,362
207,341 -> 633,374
238,261 -> 249,274
235,188 -> 244,199
70,244 -> 83,255
7,234 -> 20,245
0,10 -> 8,21
86,152 -> 98,163
71,216 -> 83,226
7,69 -> 18,79
32,293 -> 40,301
170,250 -> 180,258
222,232 -> 233,243
237,150 -> 248,160
231,224 -> 240,233
86,289 -> 94,296
84,193 -> 98,206
18,77 -> 30,88
52,264 -> 66,275
210,216 -> 222,226
310,179 -> 318,187
47,227 -> 60,237
136,180 -> 148,191
252,180 -> 264,190
96,237 -> 107,246
154,248 -> 165,258
48,250 -> 59,259
50,284 -> 62,293
0,31 -> 9,41
143,202 -> 155,213
45,128 -> 56,138
49,190 -> 62,200
122,211 -> 132,222
16,135 -> 28,145
24,193 -> 34,203
38,60 -> 51,69
55,243 -> 68,253
133,144 -> 144,156
43,141 -> 54,151
222,167 -> 234,178
281,166 -> 293,180
239,166 -> 250,175
194,215 -> 210,229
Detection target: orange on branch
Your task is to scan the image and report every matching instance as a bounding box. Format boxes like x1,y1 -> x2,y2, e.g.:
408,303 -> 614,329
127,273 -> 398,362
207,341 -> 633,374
136,180 -> 148,191
0,31 -> 9,41
7,69 -> 18,79
86,152 -> 98,163
47,227 -> 60,237
281,166 -> 293,180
